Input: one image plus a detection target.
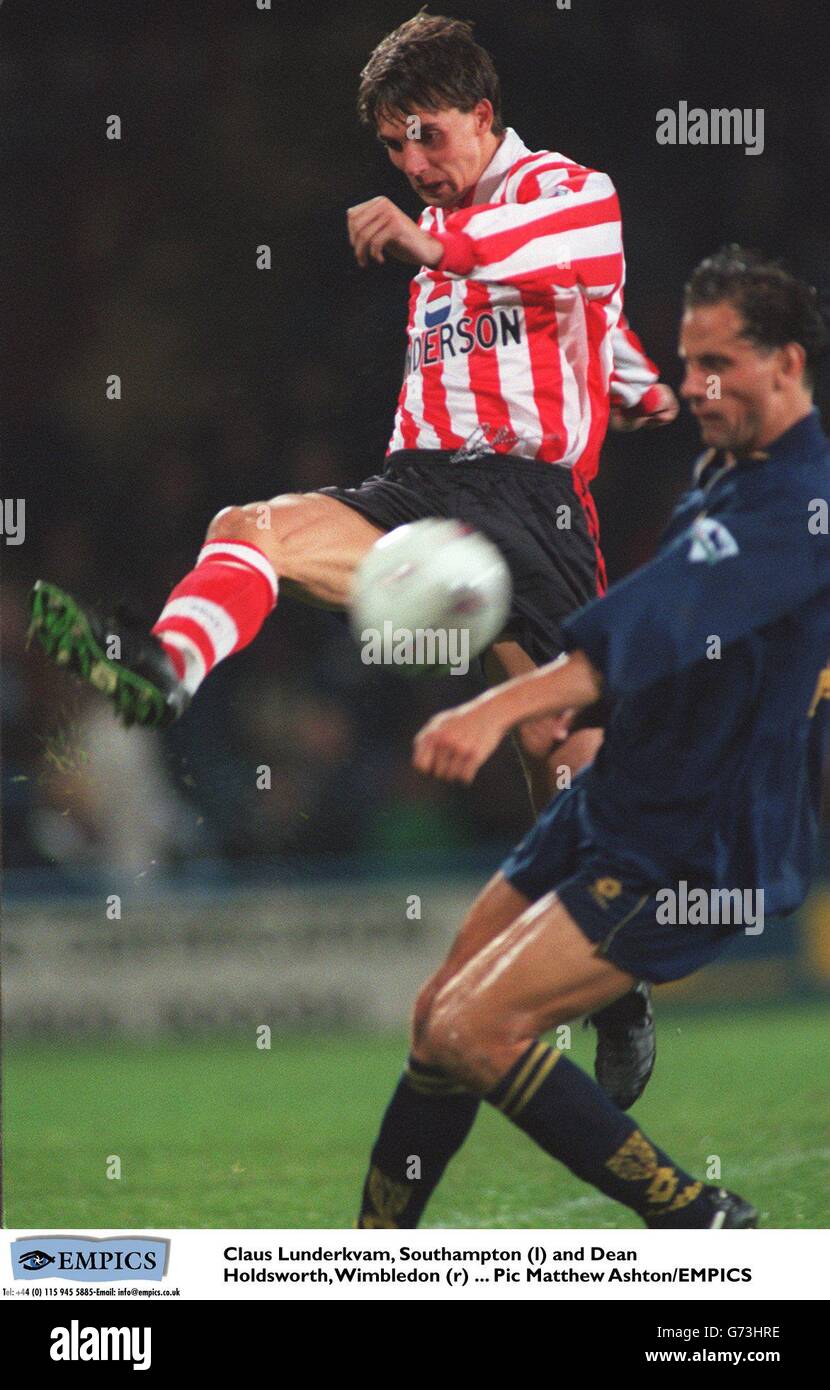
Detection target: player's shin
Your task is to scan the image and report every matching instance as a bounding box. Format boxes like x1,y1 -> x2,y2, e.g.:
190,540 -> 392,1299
152,540 -> 278,695
356,1057 -> 480,1228
486,1042 -> 710,1227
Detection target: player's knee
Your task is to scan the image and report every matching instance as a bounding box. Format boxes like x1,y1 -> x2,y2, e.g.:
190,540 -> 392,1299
419,991 -> 493,1083
205,494 -> 307,555
417,1010 -> 462,1075
206,502 -> 262,544
410,982 -> 434,1051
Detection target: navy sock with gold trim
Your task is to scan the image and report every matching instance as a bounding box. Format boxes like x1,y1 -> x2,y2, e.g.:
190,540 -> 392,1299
357,1056 -> 480,1228
488,1041 -> 709,1227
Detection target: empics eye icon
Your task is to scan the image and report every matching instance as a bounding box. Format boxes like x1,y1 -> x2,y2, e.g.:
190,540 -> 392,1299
18,1250 -> 56,1271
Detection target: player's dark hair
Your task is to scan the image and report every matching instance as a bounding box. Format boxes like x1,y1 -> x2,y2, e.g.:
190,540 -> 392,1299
357,9 -> 504,136
684,246 -> 828,387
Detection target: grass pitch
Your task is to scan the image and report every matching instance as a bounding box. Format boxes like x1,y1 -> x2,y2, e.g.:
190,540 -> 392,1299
5,1003 -> 827,1229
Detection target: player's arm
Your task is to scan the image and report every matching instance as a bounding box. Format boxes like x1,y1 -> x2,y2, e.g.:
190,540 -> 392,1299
347,196 -> 444,268
495,168 -> 676,424
431,164 -> 623,293
348,163 -> 624,292
560,495 -> 829,696
609,313 -> 679,431
414,489 -> 829,782
413,650 -> 602,784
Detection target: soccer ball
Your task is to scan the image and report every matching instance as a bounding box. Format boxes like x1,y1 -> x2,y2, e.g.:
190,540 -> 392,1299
349,518 -> 512,673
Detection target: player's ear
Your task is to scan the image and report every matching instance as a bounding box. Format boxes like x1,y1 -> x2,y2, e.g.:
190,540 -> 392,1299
778,340 -> 807,385
474,99 -> 494,134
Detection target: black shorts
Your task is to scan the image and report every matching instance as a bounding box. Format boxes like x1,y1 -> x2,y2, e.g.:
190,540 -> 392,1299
317,448 -> 602,665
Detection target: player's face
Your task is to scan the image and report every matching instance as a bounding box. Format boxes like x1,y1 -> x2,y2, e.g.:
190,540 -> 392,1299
678,302 -> 787,453
376,102 -> 499,208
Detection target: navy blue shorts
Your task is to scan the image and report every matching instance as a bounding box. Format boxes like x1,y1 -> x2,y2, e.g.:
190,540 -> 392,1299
501,781 -> 741,984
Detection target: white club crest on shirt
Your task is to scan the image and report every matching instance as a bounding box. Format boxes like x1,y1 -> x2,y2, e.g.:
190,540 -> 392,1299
688,517 -> 740,564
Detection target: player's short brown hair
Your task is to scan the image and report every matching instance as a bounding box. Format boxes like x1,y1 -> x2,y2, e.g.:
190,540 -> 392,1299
357,9 -> 504,136
685,245 -> 828,387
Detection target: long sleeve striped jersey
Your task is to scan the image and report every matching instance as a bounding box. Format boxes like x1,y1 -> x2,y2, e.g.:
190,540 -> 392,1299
387,127 -> 659,485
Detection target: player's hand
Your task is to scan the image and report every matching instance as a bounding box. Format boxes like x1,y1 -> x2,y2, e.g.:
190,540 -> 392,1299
414,697 -> 509,783
610,382 -> 679,432
347,196 -> 444,269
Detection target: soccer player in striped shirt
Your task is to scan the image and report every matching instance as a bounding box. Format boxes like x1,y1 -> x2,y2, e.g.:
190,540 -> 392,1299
29,13 -> 676,1104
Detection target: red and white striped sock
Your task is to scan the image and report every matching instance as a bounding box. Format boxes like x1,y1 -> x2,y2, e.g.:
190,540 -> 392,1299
152,540 -> 278,695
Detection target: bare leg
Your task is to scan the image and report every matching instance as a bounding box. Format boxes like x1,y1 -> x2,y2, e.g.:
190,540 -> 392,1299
483,639 -> 602,816
421,890 -> 633,1090
411,871 -> 529,1057
415,895 -> 736,1228
205,493 -> 385,607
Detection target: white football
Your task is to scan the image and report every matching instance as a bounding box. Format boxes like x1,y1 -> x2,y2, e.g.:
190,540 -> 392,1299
349,518 -> 512,673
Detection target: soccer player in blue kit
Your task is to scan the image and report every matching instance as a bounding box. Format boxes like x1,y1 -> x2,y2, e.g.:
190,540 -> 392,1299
357,247 -> 830,1229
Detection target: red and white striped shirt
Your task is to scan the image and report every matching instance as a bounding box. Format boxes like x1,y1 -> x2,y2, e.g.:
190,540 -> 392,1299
387,127 -> 659,487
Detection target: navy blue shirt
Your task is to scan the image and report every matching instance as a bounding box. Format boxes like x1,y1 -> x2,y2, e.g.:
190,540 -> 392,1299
561,409 -> 830,912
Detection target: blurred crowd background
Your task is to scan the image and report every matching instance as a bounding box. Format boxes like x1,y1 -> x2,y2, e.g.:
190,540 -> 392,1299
3,0 -> 829,880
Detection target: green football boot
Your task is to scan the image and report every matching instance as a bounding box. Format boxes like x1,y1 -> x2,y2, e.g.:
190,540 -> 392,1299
27,580 -> 190,729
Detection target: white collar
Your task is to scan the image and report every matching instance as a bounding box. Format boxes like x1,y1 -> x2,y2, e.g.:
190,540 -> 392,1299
469,127 -> 532,204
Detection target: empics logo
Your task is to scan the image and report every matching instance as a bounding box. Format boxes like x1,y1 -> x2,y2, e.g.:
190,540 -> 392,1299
19,1249 -> 55,1272
12,1235 -> 167,1282
50,1322 -> 151,1372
